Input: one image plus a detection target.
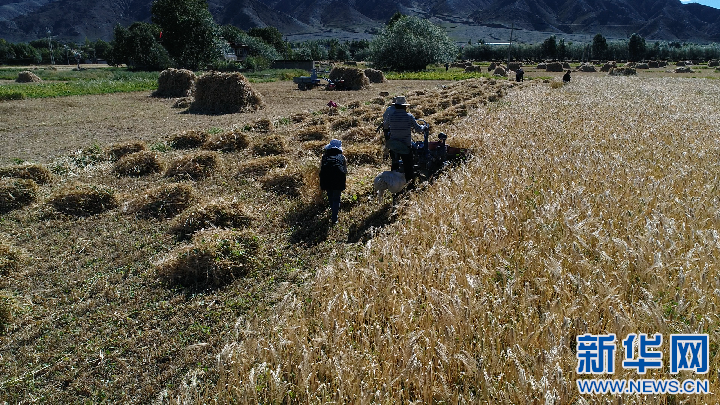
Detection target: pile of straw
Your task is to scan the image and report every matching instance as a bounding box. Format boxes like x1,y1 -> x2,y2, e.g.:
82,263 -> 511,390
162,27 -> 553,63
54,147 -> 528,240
328,67 -> 370,90
190,72 -> 265,114
48,183 -> 117,216
154,68 -> 196,98
363,68 -> 386,83
16,71 -> 41,83
0,164 -> 52,184
0,179 -> 38,213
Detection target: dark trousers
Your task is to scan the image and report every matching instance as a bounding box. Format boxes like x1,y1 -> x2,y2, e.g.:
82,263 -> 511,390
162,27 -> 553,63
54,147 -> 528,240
390,151 -> 414,180
326,189 -> 341,223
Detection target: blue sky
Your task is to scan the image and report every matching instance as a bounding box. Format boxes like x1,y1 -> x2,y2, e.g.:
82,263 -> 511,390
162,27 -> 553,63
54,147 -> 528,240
680,0 -> 720,8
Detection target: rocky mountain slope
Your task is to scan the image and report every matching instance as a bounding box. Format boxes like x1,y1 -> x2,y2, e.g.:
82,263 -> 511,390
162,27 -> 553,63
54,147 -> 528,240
1,0 -> 719,43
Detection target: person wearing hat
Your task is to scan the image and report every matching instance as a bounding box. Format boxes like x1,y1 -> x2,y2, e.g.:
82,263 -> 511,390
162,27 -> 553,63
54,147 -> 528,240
383,95 -> 424,181
319,139 -> 347,224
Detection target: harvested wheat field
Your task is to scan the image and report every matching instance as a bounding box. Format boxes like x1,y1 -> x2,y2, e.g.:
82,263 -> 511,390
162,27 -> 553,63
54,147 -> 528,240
2,76 -> 720,404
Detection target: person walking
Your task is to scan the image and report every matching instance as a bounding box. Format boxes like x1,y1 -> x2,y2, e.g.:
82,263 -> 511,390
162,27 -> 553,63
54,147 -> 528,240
382,96 -> 424,182
319,139 -> 347,224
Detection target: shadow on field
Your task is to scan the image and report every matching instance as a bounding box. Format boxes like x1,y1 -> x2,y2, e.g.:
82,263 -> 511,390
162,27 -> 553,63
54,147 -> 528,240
285,201 -> 331,245
347,203 -> 394,243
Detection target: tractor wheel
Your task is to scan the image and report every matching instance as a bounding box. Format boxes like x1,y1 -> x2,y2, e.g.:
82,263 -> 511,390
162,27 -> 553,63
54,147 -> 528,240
298,83 -> 306,91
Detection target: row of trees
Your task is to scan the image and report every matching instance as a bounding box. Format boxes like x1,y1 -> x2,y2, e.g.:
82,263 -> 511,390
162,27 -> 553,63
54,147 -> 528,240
463,33 -> 720,63
0,38 -> 111,65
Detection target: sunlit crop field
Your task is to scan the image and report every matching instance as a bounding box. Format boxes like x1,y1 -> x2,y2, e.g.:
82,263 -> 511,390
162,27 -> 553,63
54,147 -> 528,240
197,77 -> 720,403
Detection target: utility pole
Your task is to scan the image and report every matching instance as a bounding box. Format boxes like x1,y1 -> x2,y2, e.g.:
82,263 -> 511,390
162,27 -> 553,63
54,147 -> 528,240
507,22 -> 515,66
46,28 -> 55,65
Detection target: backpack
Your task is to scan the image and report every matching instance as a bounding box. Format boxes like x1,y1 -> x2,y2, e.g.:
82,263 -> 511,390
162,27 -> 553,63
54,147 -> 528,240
320,152 -> 347,190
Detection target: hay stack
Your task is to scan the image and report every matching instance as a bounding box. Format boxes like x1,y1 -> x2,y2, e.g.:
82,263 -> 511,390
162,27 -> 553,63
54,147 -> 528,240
154,68 -> 196,98
493,67 -> 507,77
674,66 -> 694,73
0,164 -> 52,184
297,125 -> 328,141
16,71 -> 41,83
536,63 -> 547,69
328,67 -> 370,90
252,135 -> 288,156
112,151 -> 164,177
156,229 -> 261,288
237,156 -> 289,177
169,130 -> 209,149
260,171 -> 304,197
648,61 -> 660,68
507,62 -> 522,71
545,62 -> 564,72
48,183 -> 117,216
709,60 -> 720,67
344,145 -> 382,165
107,142 -> 147,161
165,151 -> 220,180
608,67 -> 637,76
600,62 -> 617,72
464,65 -> 482,73
675,61 -> 686,66
125,183 -> 195,218
487,62 -> 497,72
562,62 -> 571,69
191,72 -> 265,114
364,68 -> 386,83
169,198 -> 253,238
578,64 -> 597,72
342,126 -> 378,143
202,130 -> 250,152
0,178 -> 38,213
636,63 -> 649,69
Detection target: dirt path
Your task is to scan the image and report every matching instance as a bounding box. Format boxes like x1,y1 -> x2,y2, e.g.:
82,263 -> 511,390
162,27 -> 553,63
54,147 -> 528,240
0,80 -> 450,164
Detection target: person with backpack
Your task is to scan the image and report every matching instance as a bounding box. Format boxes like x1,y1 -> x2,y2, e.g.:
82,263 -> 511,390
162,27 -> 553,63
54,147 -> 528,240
319,139 -> 347,224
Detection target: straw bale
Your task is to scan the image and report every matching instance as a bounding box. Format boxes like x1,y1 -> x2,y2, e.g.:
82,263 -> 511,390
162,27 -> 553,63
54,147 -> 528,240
170,130 -> 209,149
536,63 -> 547,69
709,60 -> 720,67
344,145 -> 382,165
507,62 -> 522,71
342,126 -> 379,143
260,171 -> 304,197
0,164 -> 52,184
674,66 -> 694,73
563,62 -> 571,69
237,155 -> 289,177
126,183 -> 195,218
0,178 -> 38,213
154,68 -> 196,98
48,183 -> 117,216
156,229 -> 261,288
202,130 -> 250,152
545,62 -> 564,72
165,151 -> 220,180
464,65 -> 482,73
364,68 -> 386,83
487,62 -> 497,72
648,61 -> 659,68
169,198 -> 253,238
330,117 -> 360,131
252,135 -> 288,156
578,64 -> 597,72
675,61 -> 686,66
113,151 -> 164,177
328,67 -> 370,90
190,72 -> 265,114
107,141 -> 147,161
297,125 -> 328,141
16,71 -> 41,83
636,63 -> 649,69
600,62 -> 617,72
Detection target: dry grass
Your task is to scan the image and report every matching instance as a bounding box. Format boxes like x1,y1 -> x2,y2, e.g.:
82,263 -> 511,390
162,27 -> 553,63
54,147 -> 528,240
329,66 -> 370,90
107,141 -> 147,162
48,183 -> 117,216
169,198 -> 254,239
165,151 -> 220,180
0,178 -> 38,213
344,144 -> 383,165
16,71 -> 41,83
341,126 -> 379,143
112,151 -> 164,177
0,240 -> 26,277
236,155 -> 289,177
0,163 -> 52,184
190,72 -> 265,114
124,182 -> 195,218
259,170 -> 304,197
184,76 -> 720,403
156,229 -> 262,288
154,68 -> 196,98
169,130 -> 209,150
296,125 -> 328,141
252,134 -> 287,156
202,130 -> 250,152
330,116 -> 359,131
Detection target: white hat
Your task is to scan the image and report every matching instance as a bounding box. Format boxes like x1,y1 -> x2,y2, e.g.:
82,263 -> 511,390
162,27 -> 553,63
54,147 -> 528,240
393,96 -> 410,106
324,139 -> 343,151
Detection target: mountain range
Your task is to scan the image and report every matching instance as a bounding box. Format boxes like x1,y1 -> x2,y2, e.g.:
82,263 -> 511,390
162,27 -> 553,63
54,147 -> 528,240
1,0 -> 719,44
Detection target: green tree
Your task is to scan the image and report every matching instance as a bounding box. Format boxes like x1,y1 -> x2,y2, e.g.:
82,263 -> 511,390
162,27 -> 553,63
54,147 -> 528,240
151,0 -> 221,70
248,26 -> 288,55
387,12 -> 406,27
219,25 -> 279,61
369,16 -> 457,71
0,39 -> 15,65
540,35 -> 557,60
592,33 -> 608,60
628,33 -> 646,62
110,22 -> 173,70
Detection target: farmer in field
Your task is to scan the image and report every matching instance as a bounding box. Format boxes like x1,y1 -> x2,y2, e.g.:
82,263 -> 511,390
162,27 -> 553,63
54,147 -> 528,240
563,69 -> 571,83
515,67 -> 524,82
319,139 -> 347,225
383,96 -> 424,182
